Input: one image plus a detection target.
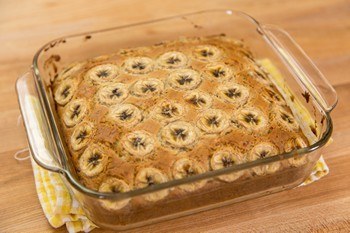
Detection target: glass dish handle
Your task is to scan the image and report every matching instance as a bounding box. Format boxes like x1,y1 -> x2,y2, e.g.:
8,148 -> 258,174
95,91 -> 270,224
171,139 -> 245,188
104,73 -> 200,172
16,71 -> 64,173
261,24 -> 338,113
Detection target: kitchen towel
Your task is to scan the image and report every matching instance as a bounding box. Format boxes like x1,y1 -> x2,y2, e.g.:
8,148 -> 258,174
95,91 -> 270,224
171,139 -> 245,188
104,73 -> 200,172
31,158 -> 97,233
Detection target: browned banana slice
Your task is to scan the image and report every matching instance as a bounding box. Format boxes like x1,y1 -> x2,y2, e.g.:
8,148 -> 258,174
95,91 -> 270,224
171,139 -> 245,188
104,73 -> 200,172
121,130 -> 155,157
157,51 -> 188,69
248,142 -> 280,176
99,178 -> 130,210
184,90 -> 212,110
262,86 -> 286,106
85,64 -> 119,84
210,149 -> 245,182
234,107 -> 268,133
130,78 -> 164,98
284,137 -> 308,167
172,158 -> 206,192
123,57 -> 154,74
79,144 -> 108,177
193,45 -> 222,62
108,104 -> 142,127
70,121 -> 94,151
205,63 -> 233,80
168,69 -> 202,91
54,79 -> 77,105
273,106 -> 300,131
217,83 -> 249,107
197,109 -> 229,134
153,100 -> 184,123
135,167 -> 169,202
63,99 -> 88,127
96,83 -> 128,105
159,121 -> 198,149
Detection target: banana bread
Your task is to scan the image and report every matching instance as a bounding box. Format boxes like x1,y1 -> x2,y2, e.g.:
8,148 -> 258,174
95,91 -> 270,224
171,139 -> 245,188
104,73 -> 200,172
52,35 -> 309,210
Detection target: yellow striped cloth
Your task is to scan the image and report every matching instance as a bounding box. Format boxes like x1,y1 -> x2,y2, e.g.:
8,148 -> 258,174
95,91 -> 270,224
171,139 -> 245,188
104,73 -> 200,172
30,59 -> 330,233
31,158 -> 97,233
301,156 -> 329,186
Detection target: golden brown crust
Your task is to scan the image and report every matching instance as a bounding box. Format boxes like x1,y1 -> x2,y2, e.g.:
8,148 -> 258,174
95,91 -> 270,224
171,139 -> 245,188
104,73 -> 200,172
53,35 -> 308,197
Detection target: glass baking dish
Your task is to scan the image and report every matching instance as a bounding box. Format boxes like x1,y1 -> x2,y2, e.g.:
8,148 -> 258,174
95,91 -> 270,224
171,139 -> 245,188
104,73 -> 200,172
16,10 -> 337,230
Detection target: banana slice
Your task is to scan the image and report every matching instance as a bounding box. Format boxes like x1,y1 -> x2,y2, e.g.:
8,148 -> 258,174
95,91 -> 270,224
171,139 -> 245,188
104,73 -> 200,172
135,167 -> 169,202
205,63 -> 233,80
123,57 -> 154,74
167,69 -> 202,91
250,67 -> 273,86
284,137 -> 308,167
99,177 -> 130,210
217,83 -> 249,106
79,144 -> 108,177
56,62 -> 85,81
234,107 -> 268,132
196,109 -> 229,134
184,90 -> 212,110
63,99 -> 88,127
130,78 -> 164,98
262,86 -> 286,106
193,45 -> 221,62
108,104 -> 142,127
153,100 -> 184,123
121,130 -> 155,157
248,142 -> 280,176
157,51 -> 188,69
96,83 -> 128,105
273,106 -> 299,131
85,64 -> 119,84
210,149 -> 245,182
70,121 -> 94,151
160,121 -> 198,149
54,79 -> 77,105
172,158 -> 206,192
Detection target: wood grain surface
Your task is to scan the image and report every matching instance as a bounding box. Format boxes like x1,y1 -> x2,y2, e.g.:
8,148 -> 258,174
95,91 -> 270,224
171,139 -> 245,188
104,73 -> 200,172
0,0 -> 349,232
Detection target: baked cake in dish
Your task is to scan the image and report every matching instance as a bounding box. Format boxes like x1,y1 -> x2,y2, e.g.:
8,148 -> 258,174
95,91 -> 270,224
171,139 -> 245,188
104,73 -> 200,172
52,35 -> 309,209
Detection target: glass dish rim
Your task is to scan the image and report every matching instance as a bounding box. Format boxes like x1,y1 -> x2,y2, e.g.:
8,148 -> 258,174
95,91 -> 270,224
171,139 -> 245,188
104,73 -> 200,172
30,9 -> 334,200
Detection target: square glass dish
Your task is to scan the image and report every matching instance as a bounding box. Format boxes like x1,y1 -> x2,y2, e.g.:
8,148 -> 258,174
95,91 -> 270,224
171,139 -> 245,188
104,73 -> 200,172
16,10 -> 337,230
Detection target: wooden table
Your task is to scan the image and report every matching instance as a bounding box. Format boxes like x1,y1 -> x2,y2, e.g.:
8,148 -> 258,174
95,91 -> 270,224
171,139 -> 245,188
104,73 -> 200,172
1,0 -> 349,232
